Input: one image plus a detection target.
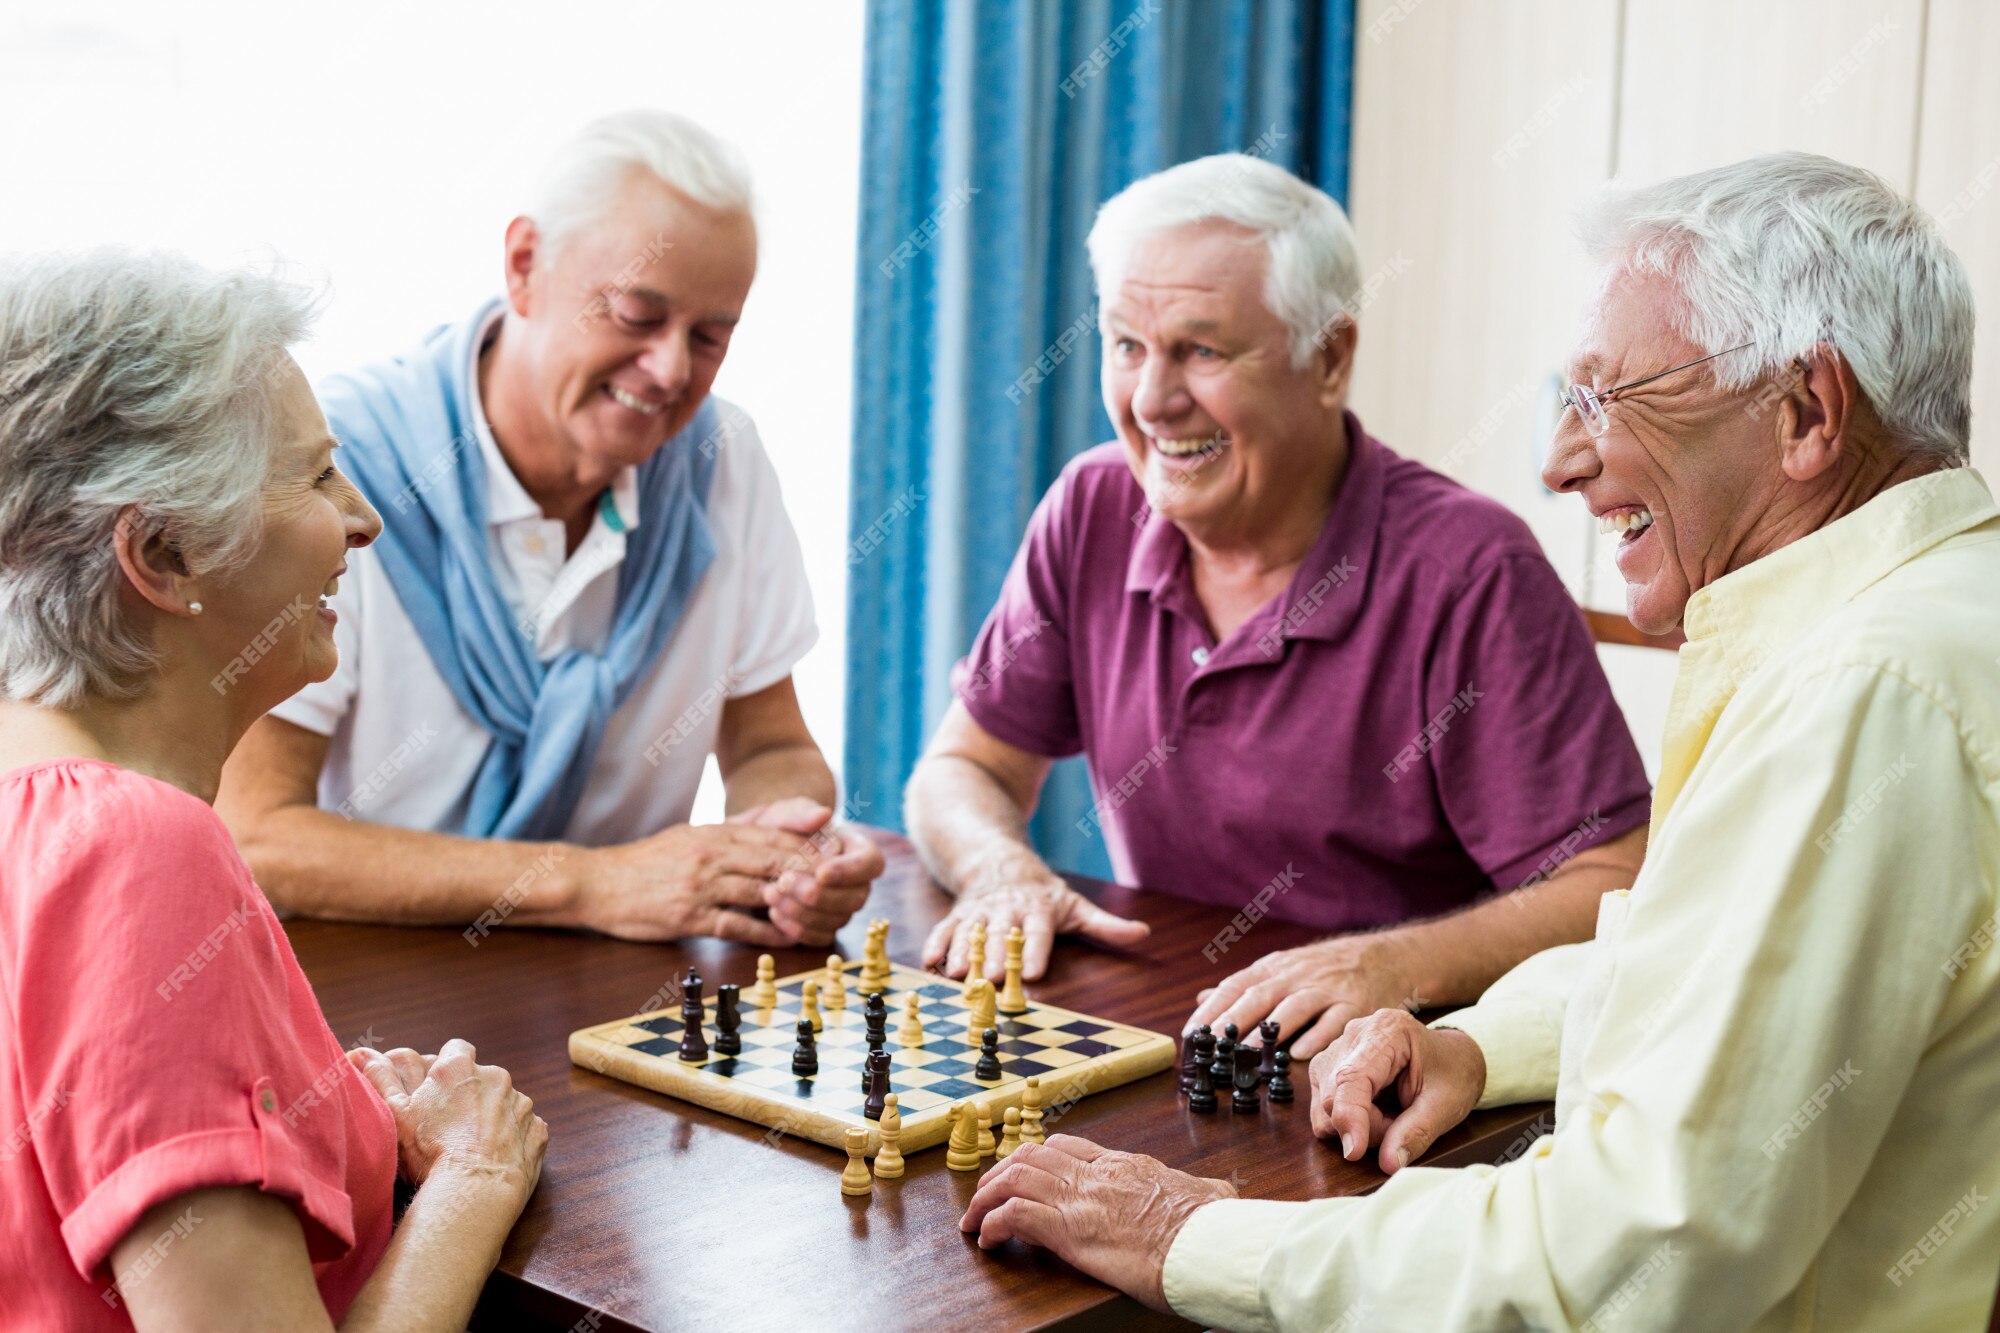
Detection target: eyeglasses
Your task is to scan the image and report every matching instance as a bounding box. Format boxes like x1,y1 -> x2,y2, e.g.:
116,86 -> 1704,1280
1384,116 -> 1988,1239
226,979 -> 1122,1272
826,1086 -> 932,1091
1560,343 -> 1754,437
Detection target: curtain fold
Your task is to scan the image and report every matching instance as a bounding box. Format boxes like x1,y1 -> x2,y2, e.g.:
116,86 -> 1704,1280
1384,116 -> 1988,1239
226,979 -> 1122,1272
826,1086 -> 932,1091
849,0 -> 1355,877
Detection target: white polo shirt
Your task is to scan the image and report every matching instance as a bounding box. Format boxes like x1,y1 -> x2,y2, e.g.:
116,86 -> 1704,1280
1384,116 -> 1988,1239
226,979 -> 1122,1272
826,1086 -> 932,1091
274,316 -> 817,845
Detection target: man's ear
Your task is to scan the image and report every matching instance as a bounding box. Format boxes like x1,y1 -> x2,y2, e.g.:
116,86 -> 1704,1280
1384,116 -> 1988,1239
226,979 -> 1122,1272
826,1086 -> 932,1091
501,216 -> 542,317
1314,316 -> 1357,410
110,508 -> 199,617
1778,343 -> 1858,483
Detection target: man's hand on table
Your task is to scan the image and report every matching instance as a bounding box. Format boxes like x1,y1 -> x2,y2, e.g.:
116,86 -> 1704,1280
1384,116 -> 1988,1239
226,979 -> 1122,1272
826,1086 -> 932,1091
959,1135 -> 1236,1314
730,797 -> 884,947
1309,1008 -> 1485,1174
1186,930 -> 1426,1059
922,850 -> 1150,982
570,820 -> 821,946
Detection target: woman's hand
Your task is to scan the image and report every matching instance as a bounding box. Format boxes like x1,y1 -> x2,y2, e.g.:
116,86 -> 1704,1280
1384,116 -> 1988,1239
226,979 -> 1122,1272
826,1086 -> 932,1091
350,1039 -> 547,1197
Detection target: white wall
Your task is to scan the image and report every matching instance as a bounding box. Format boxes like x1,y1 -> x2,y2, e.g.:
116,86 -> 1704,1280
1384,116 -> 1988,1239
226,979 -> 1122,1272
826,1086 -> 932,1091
0,0 -> 866,818
1349,0 -> 2000,778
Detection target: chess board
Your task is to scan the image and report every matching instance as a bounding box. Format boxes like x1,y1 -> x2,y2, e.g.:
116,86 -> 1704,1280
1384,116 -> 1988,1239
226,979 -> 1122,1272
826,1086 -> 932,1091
568,960 -> 1175,1154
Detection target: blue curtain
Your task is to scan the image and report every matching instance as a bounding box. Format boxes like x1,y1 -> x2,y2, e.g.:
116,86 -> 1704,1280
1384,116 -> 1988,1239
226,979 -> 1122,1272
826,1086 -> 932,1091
847,0 -> 1354,878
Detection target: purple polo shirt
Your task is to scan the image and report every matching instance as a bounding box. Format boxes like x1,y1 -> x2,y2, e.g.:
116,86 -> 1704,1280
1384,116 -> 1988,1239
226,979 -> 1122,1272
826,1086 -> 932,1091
950,413 -> 1652,933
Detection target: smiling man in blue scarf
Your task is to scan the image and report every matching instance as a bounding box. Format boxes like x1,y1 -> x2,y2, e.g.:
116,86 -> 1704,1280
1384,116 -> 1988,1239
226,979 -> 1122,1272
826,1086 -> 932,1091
217,110 -> 880,948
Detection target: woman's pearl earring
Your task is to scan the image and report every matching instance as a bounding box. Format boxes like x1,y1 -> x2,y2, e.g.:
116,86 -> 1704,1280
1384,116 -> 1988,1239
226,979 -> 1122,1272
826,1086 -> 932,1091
188,602 -> 203,615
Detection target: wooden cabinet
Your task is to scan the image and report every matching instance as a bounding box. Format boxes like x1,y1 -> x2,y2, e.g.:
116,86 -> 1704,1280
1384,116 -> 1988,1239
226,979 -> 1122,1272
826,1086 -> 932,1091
1349,0 -> 2000,774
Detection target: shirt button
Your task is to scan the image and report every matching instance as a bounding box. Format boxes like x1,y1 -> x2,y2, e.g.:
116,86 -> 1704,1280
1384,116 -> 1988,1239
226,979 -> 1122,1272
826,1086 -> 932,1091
523,534 -> 547,556
260,1088 -> 278,1113
1191,646 -> 1210,666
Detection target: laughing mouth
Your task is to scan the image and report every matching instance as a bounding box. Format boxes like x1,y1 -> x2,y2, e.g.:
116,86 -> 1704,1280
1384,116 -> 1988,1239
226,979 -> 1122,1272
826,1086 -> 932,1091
1150,433 -> 1229,459
607,385 -> 665,416
1599,507 -> 1655,540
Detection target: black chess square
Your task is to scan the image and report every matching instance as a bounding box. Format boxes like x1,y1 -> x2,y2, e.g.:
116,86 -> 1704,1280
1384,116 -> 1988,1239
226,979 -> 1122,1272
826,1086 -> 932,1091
924,1077 -> 989,1100
632,1036 -> 678,1057
1056,1020 -> 1110,1037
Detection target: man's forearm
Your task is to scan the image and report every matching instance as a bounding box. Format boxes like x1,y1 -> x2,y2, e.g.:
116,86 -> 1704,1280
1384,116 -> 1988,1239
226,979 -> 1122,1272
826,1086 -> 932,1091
722,742 -> 836,816
234,804 -> 582,930
904,754 -> 1043,897
1380,828 -> 1645,1008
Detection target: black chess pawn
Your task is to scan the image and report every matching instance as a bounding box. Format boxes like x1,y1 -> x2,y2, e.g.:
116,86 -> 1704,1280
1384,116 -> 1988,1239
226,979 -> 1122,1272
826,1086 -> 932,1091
678,986 -> 709,1063
791,1018 -> 818,1077
1210,1030 -> 1235,1095
714,983 -> 742,1057
974,1027 -> 1003,1081
1181,1023 -> 1211,1095
863,1050 -> 891,1120
1232,1044 -> 1262,1113
1223,1021 -> 1240,1045
1257,1019 -> 1280,1085
1268,1050 -> 1295,1103
1188,1028 -> 1218,1113
1189,1047 -> 1218,1112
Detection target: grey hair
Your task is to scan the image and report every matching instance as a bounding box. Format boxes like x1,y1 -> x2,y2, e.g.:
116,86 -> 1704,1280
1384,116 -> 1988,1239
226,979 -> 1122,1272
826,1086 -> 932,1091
526,108 -> 756,253
1086,153 -> 1363,368
1579,151 -> 1974,465
0,249 -> 316,707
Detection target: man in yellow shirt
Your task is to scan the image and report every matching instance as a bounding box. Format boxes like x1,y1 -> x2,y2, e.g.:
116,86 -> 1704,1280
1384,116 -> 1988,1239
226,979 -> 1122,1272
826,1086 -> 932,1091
958,152 -> 2000,1330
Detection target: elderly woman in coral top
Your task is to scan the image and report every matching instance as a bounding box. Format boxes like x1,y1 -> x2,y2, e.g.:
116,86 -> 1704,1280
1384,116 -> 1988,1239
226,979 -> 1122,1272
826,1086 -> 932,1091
0,251 -> 546,1329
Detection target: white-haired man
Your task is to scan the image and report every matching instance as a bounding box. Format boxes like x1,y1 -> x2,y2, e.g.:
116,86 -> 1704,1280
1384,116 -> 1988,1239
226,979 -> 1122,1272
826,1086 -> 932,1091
906,153 -> 1650,1058
219,110 -> 880,947
960,153 -> 2000,1331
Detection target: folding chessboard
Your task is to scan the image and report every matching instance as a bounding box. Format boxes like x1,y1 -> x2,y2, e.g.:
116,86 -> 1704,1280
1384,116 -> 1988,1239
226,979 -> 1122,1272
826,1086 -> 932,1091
569,959 -> 1175,1154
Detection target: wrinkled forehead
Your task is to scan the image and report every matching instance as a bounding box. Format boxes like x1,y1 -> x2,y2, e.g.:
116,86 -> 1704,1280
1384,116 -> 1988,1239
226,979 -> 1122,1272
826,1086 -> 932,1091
1103,221 -> 1271,327
550,172 -> 756,285
1569,263 -> 1697,380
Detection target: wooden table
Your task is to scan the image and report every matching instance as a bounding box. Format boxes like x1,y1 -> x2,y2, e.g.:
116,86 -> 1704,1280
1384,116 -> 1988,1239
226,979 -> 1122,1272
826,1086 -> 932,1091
287,832 -> 1553,1332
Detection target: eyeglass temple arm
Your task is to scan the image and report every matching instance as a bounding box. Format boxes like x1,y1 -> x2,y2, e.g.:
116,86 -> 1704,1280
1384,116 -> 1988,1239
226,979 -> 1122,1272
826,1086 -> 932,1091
1600,341 -> 1756,402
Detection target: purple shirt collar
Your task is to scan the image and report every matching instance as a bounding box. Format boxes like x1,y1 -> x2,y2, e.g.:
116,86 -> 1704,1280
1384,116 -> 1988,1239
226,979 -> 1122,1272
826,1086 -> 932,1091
1124,410 -> 1381,653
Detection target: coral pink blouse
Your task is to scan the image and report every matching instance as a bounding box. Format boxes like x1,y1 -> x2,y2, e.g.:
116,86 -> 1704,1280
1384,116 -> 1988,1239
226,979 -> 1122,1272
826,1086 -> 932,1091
0,759 -> 396,1326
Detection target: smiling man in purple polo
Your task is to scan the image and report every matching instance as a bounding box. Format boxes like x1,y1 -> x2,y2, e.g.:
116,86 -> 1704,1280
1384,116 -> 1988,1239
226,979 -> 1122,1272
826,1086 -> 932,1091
905,153 -> 1651,1058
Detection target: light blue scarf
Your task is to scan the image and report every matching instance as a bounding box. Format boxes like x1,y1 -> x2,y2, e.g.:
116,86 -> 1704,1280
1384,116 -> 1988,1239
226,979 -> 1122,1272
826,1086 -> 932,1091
319,297 -> 719,840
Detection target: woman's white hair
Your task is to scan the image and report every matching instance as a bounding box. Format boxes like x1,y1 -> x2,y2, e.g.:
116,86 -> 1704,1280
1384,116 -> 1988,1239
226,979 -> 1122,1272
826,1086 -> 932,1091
1579,151 -> 1974,465
526,108 -> 755,253
0,249 -> 316,707
1086,153 -> 1363,369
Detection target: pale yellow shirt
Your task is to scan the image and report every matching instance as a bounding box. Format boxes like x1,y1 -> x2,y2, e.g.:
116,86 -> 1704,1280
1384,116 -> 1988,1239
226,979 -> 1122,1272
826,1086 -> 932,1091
1164,468 -> 2000,1332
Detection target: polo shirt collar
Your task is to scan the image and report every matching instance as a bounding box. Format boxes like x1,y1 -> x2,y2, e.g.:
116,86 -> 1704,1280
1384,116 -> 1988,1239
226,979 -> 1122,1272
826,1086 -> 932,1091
466,303 -> 643,535
1125,410 -> 1383,650
1682,466 -> 1997,676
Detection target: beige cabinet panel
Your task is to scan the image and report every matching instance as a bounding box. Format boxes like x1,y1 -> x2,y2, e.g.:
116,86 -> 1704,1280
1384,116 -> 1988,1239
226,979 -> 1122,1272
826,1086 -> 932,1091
1348,0 -> 1622,598
1913,0 -> 2000,477
1616,0 -> 1926,189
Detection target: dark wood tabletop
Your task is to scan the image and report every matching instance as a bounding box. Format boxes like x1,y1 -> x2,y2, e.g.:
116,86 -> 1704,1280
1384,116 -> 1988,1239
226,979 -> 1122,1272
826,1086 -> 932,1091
286,831 -> 1553,1333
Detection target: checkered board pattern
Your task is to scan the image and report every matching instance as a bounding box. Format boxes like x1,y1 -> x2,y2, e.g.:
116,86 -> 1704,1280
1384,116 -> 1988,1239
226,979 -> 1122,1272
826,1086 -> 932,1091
569,960 -> 1175,1154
